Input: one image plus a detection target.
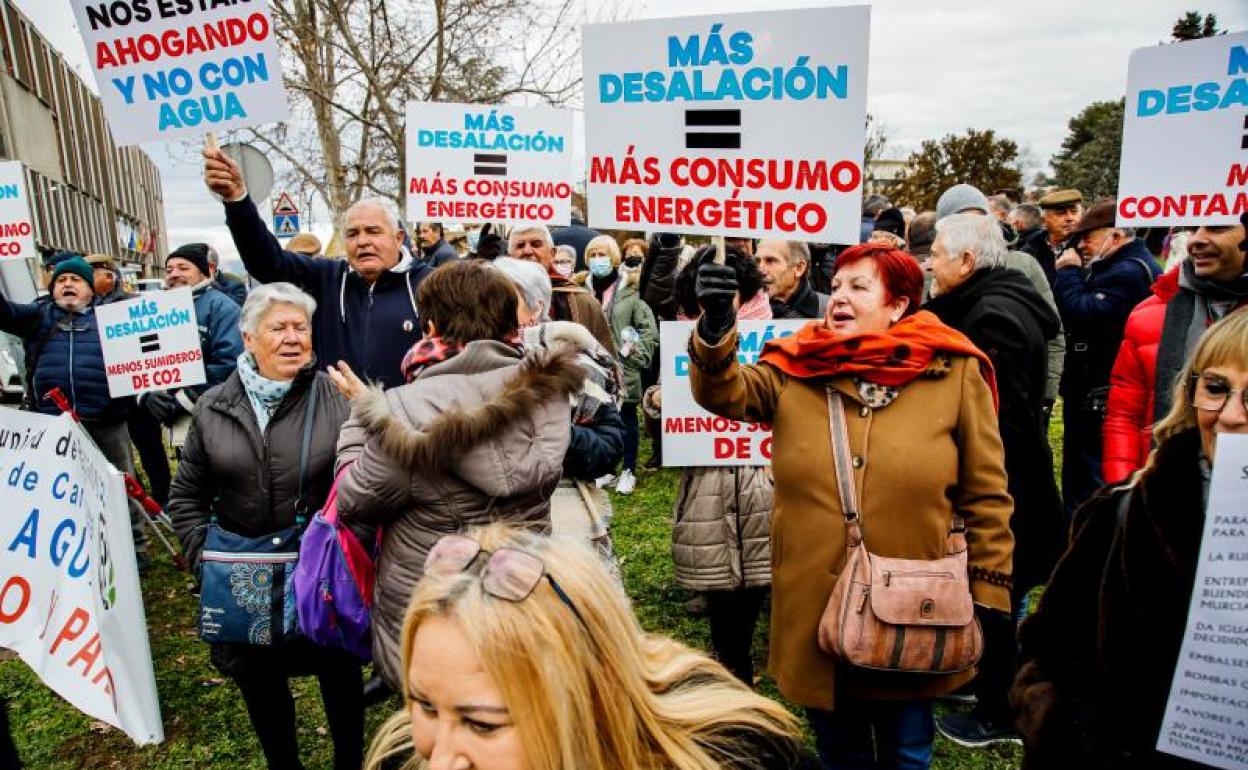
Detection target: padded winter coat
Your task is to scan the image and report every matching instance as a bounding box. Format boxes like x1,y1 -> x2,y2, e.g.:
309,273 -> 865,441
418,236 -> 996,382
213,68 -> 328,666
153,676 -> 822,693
671,466 -> 773,592
334,341 -> 582,689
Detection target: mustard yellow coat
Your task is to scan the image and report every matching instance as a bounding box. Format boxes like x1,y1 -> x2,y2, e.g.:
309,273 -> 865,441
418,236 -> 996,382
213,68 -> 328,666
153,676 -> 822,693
689,328 -> 1014,710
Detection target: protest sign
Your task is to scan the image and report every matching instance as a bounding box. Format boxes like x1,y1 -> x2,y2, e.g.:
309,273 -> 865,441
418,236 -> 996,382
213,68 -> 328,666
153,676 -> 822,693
660,320 -> 804,466
1157,433 -> 1248,770
1117,33 -> 1248,227
0,411 -> 162,745
95,288 -> 206,398
582,7 -> 869,244
69,0 -> 289,145
0,162 -> 36,260
405,102 -> 574,226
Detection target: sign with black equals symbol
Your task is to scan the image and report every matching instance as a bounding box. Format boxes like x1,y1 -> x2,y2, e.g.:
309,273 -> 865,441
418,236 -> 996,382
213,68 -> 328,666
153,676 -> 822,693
139,333 -> 160,354
685,109 -> 741,149
474,153 -> 507,176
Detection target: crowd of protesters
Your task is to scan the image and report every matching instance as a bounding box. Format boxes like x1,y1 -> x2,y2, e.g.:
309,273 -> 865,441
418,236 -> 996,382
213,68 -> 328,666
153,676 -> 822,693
0,137 -> 1244,770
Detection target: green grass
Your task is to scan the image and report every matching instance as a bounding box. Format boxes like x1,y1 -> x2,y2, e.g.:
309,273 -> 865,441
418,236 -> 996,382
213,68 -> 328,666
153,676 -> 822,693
3,421 -> 1065,768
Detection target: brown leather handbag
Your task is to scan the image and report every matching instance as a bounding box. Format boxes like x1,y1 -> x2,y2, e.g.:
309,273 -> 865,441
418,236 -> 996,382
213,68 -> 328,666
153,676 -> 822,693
816,389 -> 983,673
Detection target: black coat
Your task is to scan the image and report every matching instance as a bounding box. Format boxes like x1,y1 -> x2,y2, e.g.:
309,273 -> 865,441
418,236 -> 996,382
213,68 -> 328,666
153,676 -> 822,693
925,267 -> 1065,594
1012,428 -> 1209,770
769,279 -> 828,320
421,238 -> 459,267
169,366 -> 350,574
1016,227 -> 1062,286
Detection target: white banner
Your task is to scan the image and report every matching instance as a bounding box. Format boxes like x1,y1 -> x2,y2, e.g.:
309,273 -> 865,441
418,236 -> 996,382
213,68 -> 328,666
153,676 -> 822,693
95,288 -> 206,398
660,320 -> 804,466
1157,433 -> 1248,769
1117,33 -> 1248,227
69,0 -> 290,145
0,411 -> 162,745
0,162 -> 36,261
582,7 -> 870,244
405,102 -> 575,226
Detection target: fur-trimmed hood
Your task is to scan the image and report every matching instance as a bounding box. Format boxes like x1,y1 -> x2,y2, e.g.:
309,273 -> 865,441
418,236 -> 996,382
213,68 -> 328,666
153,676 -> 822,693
350,343 -> 582,485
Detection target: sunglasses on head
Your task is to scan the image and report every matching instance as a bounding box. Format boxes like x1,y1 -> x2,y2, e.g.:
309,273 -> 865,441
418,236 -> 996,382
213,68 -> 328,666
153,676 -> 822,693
424,534 -> 586,626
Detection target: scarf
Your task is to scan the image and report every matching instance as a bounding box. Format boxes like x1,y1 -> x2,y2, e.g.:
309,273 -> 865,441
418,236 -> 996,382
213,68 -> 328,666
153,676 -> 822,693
237,352 -> 294,433
758,310 -> 998,409
1153,260 -> 1248,422
738,290 -> 773,320
400,335 -> 466,383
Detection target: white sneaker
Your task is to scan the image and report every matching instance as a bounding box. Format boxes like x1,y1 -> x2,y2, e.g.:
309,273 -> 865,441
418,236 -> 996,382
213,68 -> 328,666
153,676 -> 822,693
615,470 -> 636,495
595,474 -> 616,489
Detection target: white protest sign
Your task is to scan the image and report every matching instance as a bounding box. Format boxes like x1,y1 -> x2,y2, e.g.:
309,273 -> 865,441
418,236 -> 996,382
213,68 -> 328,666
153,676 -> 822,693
582,7 -> 869,244
1158,433 -> 1248,769
69,0 -> 289,145
0,162 -> 36,260
0,411 -> 163,745
405,102 -> 575,226
660,320 -> 804,466
95,288 -> 206,397
1117,33 -> 1248,227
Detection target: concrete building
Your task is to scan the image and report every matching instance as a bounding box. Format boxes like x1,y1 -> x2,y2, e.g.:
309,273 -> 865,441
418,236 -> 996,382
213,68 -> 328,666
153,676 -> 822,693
0,0 -> 165,287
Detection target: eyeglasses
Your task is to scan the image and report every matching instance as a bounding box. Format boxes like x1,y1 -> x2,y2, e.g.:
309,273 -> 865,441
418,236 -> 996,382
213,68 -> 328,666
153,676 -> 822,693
424,535 -> 586,626
1192,373 -> 1248,414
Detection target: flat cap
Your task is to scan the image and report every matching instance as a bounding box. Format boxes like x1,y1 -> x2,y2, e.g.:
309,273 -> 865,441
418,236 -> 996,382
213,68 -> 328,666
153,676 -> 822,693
1070,200 -> 1117,240
85,253 -> 116,269
1038,189 -> 1083,209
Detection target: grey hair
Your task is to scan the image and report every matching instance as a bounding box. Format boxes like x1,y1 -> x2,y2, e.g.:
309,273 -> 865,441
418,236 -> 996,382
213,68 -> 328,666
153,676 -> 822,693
987,194 -> 1013,216
239,282 -> 318,336
340,197 -> 402,232
862,194 -> 890,218
493,257 -> 552,322
1010,203 -> 1042,231
787,240 -> 811,267
935,213 -> 1008,270
508,225 -> 553,251
206,245 -> 220,265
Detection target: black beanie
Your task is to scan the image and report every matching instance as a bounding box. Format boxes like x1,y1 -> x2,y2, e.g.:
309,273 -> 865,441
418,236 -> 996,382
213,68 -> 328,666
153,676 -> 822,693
874,207 -> 907,239
166,243 -> 211,277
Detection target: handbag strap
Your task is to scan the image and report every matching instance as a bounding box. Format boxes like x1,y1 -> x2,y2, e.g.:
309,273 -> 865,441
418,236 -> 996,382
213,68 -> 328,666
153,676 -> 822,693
825,389 -> 865,549
293,382 -> 320,524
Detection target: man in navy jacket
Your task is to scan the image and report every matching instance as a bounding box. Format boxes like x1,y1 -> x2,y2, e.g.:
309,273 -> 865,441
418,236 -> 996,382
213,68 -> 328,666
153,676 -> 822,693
203,148 -> 432,388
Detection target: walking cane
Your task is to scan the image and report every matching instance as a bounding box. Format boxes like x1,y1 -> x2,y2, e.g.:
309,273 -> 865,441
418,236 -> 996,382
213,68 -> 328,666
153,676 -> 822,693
44,387 -> 188,571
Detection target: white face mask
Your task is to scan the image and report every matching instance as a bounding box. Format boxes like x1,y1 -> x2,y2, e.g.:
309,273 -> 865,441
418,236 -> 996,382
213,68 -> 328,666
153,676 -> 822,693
553,262 -> 574,278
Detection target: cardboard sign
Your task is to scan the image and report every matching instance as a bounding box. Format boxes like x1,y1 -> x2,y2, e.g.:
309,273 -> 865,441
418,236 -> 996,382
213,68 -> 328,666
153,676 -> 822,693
660,320 -> 805,466
1117,33 -> 1248,227
0,411 -> 163,745
405,102 -> 574,226
1157,433 -> 1248,769
0,161 -> 36,260
582,7 -> 870,244
69,0 -> 290,145
95,288 -> 206,397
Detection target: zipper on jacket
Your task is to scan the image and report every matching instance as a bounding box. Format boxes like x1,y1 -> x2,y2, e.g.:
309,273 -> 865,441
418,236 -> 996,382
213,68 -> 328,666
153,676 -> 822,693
363,283 -> 375,381
733,467 -> 745,588
68,317 -> 77,412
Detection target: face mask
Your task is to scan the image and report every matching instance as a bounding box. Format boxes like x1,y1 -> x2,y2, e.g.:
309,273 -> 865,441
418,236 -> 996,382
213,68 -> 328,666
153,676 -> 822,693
624,255 -> 643,268
553,262 -> 574,278
588,256 -> 614,277
467,230 -> 481,250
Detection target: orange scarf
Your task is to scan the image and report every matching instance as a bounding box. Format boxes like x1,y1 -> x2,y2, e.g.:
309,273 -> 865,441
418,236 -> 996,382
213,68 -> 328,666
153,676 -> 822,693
758,310 -> 998,409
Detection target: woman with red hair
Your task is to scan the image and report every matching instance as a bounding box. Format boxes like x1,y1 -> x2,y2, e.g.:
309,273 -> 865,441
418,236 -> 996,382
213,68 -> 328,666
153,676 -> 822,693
688,243 -> 1015,770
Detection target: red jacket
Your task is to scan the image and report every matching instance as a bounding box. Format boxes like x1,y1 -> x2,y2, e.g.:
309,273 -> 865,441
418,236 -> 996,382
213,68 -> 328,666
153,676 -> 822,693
1102,271 -> 1177,483
1103,268 -> 1248,482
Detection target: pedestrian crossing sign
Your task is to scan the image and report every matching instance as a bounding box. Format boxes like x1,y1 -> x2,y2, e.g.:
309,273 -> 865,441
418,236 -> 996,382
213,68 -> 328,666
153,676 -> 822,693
274,214 -> 300,238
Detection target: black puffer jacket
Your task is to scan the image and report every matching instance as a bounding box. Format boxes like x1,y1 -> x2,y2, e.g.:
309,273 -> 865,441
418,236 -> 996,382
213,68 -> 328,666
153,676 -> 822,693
169,366 -> 350,574
925,267 -> 1065,595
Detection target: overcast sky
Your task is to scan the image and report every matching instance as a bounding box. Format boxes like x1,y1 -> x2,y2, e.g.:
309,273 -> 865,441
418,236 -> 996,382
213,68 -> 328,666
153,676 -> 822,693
12,0 -> 1248,265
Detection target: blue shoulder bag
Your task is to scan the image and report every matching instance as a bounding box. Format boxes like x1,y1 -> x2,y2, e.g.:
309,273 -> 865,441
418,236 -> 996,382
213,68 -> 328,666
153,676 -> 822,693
198,386 -> 318,646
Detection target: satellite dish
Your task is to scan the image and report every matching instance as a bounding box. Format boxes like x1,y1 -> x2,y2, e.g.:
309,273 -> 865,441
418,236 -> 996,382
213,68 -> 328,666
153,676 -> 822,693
210,142 -> 275,203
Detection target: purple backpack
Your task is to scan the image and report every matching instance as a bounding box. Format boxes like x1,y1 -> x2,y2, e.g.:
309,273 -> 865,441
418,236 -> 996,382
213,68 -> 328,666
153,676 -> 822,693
294,467 -> 376,660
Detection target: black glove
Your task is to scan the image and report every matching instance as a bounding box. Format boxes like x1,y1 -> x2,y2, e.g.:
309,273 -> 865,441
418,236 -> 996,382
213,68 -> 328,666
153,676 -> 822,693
695,255 -> 738,344
143,390 -> 187,426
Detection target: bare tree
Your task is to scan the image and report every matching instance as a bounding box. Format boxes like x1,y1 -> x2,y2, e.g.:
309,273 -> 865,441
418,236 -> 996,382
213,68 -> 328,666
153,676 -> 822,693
251,0 -> 584,221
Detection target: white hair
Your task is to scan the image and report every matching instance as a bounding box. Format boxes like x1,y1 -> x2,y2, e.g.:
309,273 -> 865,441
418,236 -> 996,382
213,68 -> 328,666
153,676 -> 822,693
935,213 -> 1008,269
340,197 -> 402,232
508,225 -> 553,252
493,257 -> 553,321
240,282 -> 317,335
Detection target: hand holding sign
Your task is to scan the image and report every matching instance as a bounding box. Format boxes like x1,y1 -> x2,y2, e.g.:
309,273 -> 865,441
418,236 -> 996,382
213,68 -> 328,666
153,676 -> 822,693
203,147 -> 246,201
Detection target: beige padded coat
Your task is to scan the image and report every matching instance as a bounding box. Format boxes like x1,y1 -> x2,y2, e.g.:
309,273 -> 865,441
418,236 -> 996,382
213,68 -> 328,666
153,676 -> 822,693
335,341 -> 583,688
671,466 -> 773,592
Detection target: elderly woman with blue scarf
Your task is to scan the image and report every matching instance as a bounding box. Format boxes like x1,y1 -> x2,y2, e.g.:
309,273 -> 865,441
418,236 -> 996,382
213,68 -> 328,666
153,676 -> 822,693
170,282 -> 363,770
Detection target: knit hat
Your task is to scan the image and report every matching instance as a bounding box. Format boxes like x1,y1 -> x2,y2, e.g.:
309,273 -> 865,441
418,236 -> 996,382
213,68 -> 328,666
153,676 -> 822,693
51,256 -> 95,292
873,207 -> 907,238
166,243 -> 211,277
43,250 -> 79,270
936,184 -> 991,221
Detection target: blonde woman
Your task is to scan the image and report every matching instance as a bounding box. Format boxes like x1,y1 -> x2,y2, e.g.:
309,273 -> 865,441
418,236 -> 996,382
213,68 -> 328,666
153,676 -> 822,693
1012,309 -> 1248,769
363,524 -> 817,770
